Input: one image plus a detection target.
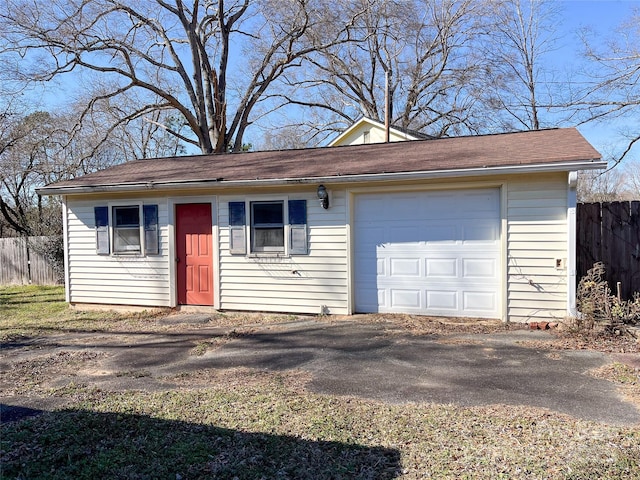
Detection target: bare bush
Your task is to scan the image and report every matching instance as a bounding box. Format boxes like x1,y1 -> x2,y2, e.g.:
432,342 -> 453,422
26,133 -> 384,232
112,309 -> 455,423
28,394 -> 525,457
575,262 -> 640,335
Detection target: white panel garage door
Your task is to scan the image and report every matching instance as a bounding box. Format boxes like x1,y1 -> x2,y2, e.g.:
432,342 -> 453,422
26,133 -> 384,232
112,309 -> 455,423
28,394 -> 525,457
354,188 -> 501,318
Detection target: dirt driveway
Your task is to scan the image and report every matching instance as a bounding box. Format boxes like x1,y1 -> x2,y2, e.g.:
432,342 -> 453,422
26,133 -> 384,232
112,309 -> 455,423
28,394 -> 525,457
1,315 -> 639,426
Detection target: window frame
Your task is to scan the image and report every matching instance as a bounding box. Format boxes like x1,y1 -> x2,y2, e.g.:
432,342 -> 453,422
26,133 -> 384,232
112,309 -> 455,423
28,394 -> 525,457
250,200 -> 286,253
228,197 -> 308,257
112,204 -> 143,254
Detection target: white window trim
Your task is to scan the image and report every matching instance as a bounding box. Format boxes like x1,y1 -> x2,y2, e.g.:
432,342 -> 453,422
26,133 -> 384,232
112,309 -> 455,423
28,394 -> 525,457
238,196 -> 290,257
250,200 -> 286,254
109,202 -> 145,256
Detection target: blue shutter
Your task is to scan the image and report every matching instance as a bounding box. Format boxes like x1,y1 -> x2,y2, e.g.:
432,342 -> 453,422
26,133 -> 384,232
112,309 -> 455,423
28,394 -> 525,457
288,200 -> 308,255
143,205 -> 159,255
94,206 -> 109,255
229,202 -> 246,254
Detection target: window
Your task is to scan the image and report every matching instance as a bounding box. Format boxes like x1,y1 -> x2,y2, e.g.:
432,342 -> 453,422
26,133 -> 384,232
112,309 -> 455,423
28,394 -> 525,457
228,199 -> 307,255
113,206 -> 141,253
94,204 -> 159,255
251,201 -> 284,252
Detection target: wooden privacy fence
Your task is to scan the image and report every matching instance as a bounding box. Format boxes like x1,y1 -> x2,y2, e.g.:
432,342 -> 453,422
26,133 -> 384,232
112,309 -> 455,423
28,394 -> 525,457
577,201 -> 640,300
0,236 -> 61,285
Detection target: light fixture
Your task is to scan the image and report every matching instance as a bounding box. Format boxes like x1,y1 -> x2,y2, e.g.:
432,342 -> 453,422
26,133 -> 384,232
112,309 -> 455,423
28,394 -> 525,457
317,184 -> 329,209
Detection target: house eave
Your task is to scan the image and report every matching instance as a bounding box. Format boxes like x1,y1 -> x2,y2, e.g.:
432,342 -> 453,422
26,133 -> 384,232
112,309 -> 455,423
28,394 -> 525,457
37,159 -> 606,196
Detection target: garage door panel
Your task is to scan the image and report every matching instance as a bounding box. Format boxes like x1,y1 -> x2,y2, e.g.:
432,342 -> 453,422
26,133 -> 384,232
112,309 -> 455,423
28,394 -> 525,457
390,289 -> 422,309
426,258 -> 458,278
390,226 -> 421,243
462,222 -> 499,242
463,291 -> 498,312
426,290 -> 458,310
462,257 -> 498,278
465,190 -> 499,208
355,188 -> 501,318
424,224 -> 458,243
389,258 -> 421,277
358,226 -> 387,247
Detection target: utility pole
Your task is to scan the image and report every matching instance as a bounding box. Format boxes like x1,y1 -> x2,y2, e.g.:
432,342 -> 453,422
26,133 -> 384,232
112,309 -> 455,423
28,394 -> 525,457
384,68 -> 391,143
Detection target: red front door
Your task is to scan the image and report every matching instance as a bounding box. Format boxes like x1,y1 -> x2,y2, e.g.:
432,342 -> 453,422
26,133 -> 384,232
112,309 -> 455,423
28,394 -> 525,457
176,203 -> 213,305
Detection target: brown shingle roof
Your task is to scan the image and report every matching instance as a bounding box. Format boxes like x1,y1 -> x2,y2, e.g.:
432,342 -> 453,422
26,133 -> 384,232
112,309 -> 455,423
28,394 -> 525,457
40,128 -> 601,193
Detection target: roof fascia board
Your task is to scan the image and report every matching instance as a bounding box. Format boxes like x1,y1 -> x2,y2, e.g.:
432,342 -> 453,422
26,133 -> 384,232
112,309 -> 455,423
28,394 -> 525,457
37,159 -> 607,196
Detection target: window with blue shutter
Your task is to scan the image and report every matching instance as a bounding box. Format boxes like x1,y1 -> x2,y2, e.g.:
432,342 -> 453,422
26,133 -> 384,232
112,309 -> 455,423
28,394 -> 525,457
95,204 -> 159,256
94,206 -> 109,255
229,201 -> 246,254
288,199 -> 308,255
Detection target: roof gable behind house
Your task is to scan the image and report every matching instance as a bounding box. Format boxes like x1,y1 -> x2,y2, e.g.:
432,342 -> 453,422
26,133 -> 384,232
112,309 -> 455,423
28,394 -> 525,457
328,117 -> 433,146
40,128 -> 602,193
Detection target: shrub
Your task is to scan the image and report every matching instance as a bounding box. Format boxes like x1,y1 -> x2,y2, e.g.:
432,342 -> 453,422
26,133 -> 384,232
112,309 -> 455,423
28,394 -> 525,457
575,262 -> 640,332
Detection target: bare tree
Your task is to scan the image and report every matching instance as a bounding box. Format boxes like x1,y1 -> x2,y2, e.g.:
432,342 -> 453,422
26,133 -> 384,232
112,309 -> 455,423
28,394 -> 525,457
277,0 -> 489,140
625,161 -> 640,198
2,0 -> 353,154
0,111 -> 62,235
70,91 -> 187,161
479,0 -> 564,131
578,7 -> 640,165
577,169 -> 628,203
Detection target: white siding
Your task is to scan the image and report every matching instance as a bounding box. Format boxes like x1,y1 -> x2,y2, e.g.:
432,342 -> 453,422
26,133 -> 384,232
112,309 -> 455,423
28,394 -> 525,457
506,174 -> 569,322
61,172 -> 571,321
218,190 -> 349,315
65,198 -> 172,307
335,126 -> 417,146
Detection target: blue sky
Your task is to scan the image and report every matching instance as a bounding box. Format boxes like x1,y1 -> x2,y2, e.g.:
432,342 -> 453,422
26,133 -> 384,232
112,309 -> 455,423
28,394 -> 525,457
27,0 -> 640,165
557,0 -> 638,164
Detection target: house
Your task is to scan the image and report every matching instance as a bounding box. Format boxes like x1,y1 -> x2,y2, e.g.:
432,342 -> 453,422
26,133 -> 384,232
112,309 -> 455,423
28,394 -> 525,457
38,128 -> 605,323
328,116 -> 433,146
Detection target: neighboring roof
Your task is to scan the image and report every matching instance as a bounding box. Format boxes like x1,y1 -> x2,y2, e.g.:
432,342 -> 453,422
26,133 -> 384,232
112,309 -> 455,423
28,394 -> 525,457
39,128 -> 604,195
328,116 -> 433,146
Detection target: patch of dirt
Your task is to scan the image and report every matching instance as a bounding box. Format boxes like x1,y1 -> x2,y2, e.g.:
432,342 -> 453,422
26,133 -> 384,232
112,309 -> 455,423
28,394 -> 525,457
589,362 -> 640,408
338,314 -> 524,335
0,350 -> 108,394
189,328 -> 256,356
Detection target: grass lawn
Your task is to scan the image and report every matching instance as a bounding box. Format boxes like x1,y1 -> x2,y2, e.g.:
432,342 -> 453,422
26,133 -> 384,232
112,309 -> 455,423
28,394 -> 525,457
1,285 -> 640,479
0,285 -> 166,341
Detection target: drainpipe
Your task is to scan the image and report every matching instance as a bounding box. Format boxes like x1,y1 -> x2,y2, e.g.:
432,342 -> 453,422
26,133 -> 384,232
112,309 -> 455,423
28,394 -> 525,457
567,171 -> 578,317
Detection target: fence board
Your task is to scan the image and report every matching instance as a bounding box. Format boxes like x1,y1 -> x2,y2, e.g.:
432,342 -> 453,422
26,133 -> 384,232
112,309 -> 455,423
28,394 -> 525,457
0,236 -> 61,285
577,201 -> 640,299
576,202 -> 601,285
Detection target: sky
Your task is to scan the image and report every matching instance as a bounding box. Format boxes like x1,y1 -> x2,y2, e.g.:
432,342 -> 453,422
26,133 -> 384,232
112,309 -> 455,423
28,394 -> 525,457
556,0 -> 638,164
25,0 -> 640,166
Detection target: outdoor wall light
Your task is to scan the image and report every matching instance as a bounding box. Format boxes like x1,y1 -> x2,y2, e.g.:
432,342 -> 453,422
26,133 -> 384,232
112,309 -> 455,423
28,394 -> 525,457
317,184 -> 329,209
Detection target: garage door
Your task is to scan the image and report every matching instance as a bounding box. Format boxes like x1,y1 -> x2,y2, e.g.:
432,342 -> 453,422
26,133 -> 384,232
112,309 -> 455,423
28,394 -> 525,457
354,188 -> 501,318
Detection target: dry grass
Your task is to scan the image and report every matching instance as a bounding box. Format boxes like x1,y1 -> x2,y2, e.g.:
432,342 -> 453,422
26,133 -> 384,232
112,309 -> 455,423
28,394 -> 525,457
2,286 -> 640,479
590,362 -> 640,409
3,371 -> 640,479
